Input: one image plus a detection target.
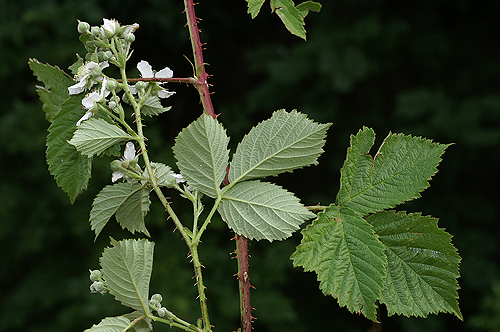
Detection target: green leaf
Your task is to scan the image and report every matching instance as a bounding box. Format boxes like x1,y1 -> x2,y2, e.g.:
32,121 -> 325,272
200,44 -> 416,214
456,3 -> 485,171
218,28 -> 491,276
296,1 -> 322,18
90,182 -> 151,239
46,95 -> 92,203
100,238 -> 154,313
140,95 -> 172,117
68,118 -> 132,157
173,113 -> 229,198
336,127 -> 451,215
247,0 -> 266,18
271,0 -> 307,40
29,58 -> 73,121
85,316 -> 131,332
291,204 -> 387,321
143,162 -> 174,187
218,180 -> 314,241
368,210 -> 462,319
228,109 -> 330,184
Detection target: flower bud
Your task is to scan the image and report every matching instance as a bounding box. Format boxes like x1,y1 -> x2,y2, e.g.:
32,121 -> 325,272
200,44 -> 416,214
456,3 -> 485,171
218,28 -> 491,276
164,175 -> 177,188
108,101 -> 117,109
91,26 -> 101,38
90,66 -> 102,78
90,281 -> 105,293
89,269 -> 102,282
102,50 -> 113,61
105,79 -> 118,91
101,19 -> 120,39
151,293 -> 163,303
157,307 -> 167,317
135,81 -> 147,91
124,33 -> 135,43
111,160 -> 122,171
77,21 -> 90,34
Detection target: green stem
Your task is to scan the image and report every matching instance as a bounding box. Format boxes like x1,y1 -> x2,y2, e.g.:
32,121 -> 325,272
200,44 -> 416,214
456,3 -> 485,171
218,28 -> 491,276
190,242 -> 211,332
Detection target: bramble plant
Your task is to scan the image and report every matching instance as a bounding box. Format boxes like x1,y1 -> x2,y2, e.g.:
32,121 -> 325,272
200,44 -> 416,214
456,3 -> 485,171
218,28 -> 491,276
29,1 -> 462,331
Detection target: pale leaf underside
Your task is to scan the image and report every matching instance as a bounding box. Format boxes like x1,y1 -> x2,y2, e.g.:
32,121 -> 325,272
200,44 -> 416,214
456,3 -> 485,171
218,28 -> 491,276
84,316 -> 131,332
228,109 -> 330,184
291,204 -> 387,321
368,210 -> 462,319
90,182 -> 151,239
173,113 -> 229,198
218,180 -> 314,241
100,238 -> 154,313
69,118 -> 132,157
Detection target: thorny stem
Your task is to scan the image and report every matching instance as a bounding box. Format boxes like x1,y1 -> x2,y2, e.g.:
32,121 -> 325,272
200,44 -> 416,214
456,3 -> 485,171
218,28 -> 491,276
184,0 -> 215,117
183,2 -> 253,331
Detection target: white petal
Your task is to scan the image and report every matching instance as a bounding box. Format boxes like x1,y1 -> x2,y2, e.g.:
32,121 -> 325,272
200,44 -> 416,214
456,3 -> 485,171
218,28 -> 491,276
123,23 -> 139,35
76,111 -> 92,126
123,142 -> 136,160
157,89 -> 176,99
171,174 -> 186,183
155,67 -> 173,79
129,85 -> 137,95
112,171 -> 123,182
82,92 -> 101,109
68,80 -> 87,95
137,60 -> 154,78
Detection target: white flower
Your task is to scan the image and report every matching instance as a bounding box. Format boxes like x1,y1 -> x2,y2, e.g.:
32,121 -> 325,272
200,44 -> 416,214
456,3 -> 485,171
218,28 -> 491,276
170,174 -> 186,183
68,61 -> 109,95
101,18 -> 120,39
121,23 -> 139,37
129,60 -> 176,98
112,142 -> 138,182
76,78 -> 110,126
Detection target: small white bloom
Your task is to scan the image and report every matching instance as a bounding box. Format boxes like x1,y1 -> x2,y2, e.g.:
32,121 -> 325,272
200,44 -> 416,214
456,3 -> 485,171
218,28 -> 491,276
170,173 -> 186,183
68,61 -> 109,95
76,78 -> 110,126
101,18 -> 120,39
112,142 -> 138,182
121,23 -> 139,36
129,60 -> 176,98
76,111 -> 92,126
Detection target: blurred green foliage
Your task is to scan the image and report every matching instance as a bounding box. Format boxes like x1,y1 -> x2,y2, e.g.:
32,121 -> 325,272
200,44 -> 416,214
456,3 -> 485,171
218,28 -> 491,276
1,0 -> 500,331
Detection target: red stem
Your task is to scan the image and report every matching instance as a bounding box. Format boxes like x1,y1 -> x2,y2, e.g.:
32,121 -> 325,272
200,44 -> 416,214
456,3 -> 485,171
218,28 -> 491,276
184,1 -> 254,331
184,0 -> 215,118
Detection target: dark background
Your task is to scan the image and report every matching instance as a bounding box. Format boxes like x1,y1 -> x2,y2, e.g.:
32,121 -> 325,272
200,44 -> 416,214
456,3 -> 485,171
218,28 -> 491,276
1,0 -> 500,331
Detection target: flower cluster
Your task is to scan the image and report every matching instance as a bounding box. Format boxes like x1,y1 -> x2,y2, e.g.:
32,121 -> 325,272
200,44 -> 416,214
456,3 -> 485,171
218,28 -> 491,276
69,18 -> 175,126
89,269 -> 108,295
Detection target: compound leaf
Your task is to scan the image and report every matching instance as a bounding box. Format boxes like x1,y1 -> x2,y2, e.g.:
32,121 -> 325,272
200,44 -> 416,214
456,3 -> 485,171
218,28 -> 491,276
69,118 -> 131,157
218,180 -> 314,241
368,210 -> 462,319
173,113 -> 229,198
29,58 -> 73,121
100,238 -> 154,314
84,316 -> 131,332
291,204 -> 387,321
336,127 -> 450,215
229,110 -> 330,184
90,182 -> 151,239
46,94 -> 92,203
